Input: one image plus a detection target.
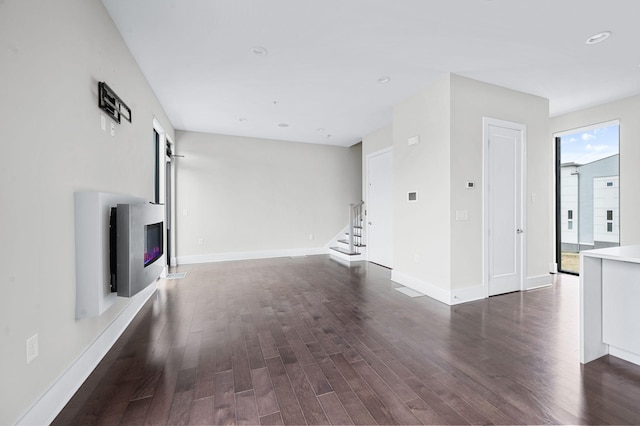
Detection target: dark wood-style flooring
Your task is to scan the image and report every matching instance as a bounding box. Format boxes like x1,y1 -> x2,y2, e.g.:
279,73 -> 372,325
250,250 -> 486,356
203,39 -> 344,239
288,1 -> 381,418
54,256 -> 640,425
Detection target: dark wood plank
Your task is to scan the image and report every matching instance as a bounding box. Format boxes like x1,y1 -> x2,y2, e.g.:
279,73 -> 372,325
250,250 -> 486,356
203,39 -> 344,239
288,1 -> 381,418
318,392 -> 354,425
265,356 -> 306,425
351,360 -> 421,425
166,389 -> 194,426
302,363 -> 333,396
283,361 -> 330,424
142,347 -> 185,425
54,260 -> 640,426
251,367 -> 280,417
315,356 -> 376,425
188,396 -> 214,425
329,353 -> 397,425
259,411 -> 284,425
119,397 -> 152,425
236,389 -> 260,425
213,369 -> 236,424
257,330 -> 280,359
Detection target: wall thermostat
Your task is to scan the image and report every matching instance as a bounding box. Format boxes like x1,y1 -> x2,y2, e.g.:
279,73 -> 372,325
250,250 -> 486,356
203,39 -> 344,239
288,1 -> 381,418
466,181 -> 475,189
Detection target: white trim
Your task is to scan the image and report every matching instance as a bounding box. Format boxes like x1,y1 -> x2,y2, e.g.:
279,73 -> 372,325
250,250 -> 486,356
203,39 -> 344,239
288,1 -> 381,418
451,284 -> 486,305
391,270 -> 450,305
366,146 -> 394,268
16,283 -> 157,426
609,346 -> 640,367
524,274 -> 553,290
177,247 -> 328,265
329,251 -> 366,265
553,119 -> 620,138
367,146 -> 393,158
152,116 -> 166,135
482,117 -> 527,297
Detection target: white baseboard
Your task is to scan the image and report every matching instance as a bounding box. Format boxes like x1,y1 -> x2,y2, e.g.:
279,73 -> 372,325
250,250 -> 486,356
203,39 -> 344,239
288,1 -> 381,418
176,247 -> 328,265
16,283 -> 157,426
391,270 -> 451,305
329,252 -> 366,266
451,284 -> 486,305
609,346 -> 640,367
525,274 -> 553,290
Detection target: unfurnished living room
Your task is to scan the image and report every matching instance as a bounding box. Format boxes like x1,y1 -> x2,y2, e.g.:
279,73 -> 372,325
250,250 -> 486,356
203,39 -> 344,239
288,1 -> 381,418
3,0 -> 640,425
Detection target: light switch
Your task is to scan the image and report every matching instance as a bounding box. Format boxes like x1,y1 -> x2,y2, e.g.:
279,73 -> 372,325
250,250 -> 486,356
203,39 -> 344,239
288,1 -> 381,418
455,210 -> 469,221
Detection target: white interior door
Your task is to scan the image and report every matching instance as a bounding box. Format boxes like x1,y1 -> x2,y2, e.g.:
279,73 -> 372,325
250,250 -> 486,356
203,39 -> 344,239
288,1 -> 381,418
367,148 -> 393,268
485,119 -> 524,296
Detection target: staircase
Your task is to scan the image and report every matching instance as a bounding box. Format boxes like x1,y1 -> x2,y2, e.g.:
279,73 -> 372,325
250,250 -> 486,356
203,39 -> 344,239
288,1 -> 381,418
330,201 -> 366,264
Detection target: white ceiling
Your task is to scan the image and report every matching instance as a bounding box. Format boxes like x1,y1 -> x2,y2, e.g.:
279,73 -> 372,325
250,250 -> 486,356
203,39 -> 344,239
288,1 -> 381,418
101,0 -> 640,147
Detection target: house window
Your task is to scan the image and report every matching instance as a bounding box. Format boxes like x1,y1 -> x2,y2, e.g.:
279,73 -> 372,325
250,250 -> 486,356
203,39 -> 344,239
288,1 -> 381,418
607,181 -> 613,187
568,221 -> 573,230
606,209 -> 614,233
568,210 -> 573,220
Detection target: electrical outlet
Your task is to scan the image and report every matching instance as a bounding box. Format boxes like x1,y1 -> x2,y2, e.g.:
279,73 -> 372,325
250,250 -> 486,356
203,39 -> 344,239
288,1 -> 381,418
197,237 -> 204,245
26,334 -> 38,364
309,234 -> 314,240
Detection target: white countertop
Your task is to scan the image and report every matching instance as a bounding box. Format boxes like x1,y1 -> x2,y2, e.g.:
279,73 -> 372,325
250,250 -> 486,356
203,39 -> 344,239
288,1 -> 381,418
581,245 -> 640,263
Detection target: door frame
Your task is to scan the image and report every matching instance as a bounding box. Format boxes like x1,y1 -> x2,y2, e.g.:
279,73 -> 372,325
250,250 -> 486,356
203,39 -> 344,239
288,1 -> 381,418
482,117 -> 526,297
366,146 -> 393,268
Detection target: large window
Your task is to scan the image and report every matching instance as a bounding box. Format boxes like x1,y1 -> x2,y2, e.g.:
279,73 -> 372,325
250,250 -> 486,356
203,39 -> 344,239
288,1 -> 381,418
556,121 -> 619,274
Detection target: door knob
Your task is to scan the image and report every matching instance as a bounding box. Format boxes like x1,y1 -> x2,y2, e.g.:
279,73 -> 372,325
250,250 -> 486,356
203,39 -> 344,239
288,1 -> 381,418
368,221 -> 372,225
516,229 -> 524,234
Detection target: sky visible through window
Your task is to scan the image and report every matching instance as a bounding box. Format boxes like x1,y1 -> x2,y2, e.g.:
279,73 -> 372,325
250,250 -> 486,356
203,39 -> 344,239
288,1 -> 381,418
560,123 -> 619,165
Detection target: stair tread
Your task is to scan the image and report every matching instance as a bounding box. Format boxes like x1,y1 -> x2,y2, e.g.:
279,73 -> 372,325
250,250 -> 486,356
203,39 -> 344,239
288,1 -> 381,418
330,246 -> 360,255
337,239 -> 366,247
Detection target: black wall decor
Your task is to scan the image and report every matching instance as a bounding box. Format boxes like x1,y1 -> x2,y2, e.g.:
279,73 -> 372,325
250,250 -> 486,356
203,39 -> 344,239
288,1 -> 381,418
98,81 -> 132,124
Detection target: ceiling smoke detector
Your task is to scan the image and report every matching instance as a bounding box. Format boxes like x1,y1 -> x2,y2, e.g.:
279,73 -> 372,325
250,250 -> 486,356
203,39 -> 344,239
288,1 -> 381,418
586,31 -> 612,45
377,76 -> 391,84
278,123 -> 289,128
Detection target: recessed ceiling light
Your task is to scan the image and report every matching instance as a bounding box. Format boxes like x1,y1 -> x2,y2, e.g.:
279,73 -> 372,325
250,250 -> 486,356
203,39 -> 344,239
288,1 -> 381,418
239,118 -> 248,122
586,31 -> 612,45
251,46 -> 268,56
377,76 -> 391,84
316,128 -> 325,132
278,123 -> 289,128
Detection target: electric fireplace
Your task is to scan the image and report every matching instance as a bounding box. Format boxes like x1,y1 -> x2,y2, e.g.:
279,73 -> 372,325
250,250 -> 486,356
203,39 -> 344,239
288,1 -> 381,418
144,222 -> 163,267
111,202 -> 164,297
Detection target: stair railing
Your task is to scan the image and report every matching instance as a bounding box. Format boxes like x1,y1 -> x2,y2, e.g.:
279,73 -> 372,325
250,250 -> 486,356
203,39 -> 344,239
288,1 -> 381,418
349,201 -> 365,254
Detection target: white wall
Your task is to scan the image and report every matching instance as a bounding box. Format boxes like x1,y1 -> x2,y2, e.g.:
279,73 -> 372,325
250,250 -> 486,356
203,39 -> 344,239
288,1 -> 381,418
550,94 -> 640,246
393,75 -> 452,291
449,74 -> 551,290
390,74 -> 551,303
0,0 -> 174,423
175,131 -> 362,261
